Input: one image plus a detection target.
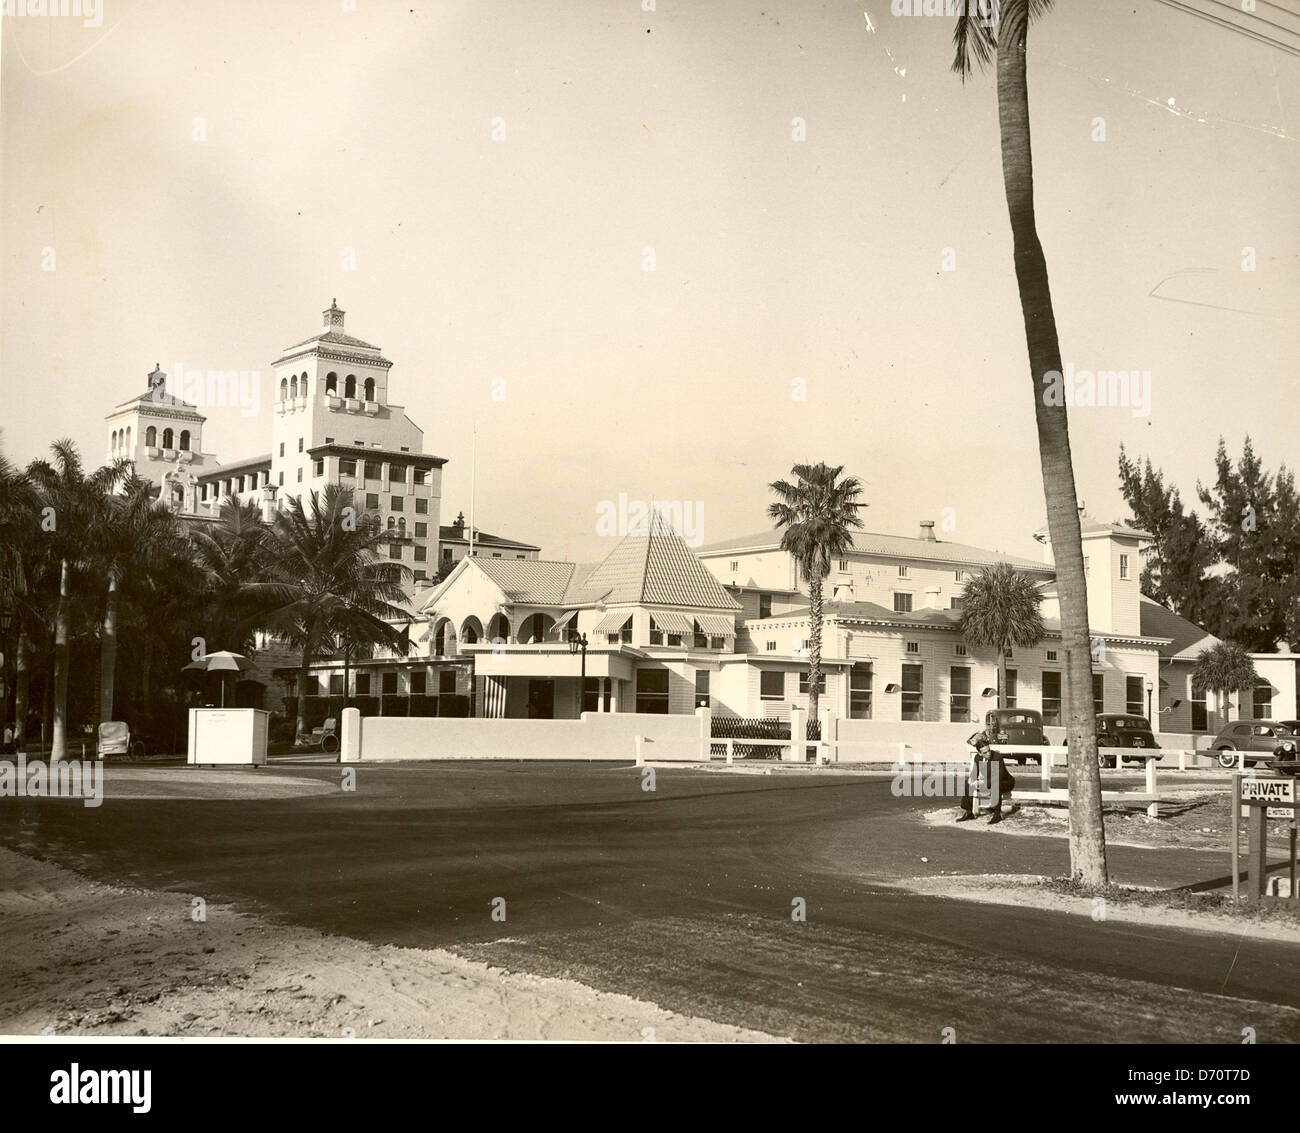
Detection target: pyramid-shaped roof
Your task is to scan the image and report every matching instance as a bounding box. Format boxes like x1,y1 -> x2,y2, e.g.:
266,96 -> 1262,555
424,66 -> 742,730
569,523 -> 740,610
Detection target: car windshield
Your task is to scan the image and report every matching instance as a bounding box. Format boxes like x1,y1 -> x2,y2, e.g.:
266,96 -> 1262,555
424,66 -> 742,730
998,714 -> 1037,725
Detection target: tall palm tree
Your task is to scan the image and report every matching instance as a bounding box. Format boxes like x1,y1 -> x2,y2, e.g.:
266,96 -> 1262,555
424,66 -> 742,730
1192,641 -> 1258,732
958,562 -> 1047,713
260,485 -> 412,738
26,441 -> 126,760
0,447 -> 41,747
951,0 -> 1107,884
94,473 -> 183,723
189,498 -> 277,654
767,463 -> 865,737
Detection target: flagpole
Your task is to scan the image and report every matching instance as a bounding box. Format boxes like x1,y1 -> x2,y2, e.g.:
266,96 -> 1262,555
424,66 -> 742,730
468,423 -> 477,559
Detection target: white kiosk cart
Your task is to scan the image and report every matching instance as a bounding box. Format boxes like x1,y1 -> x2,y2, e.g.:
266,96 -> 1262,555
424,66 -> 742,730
187,708 -> 269,767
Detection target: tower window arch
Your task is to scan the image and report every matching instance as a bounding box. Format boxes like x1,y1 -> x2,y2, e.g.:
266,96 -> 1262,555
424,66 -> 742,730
300,372 -> 309,397
397,517 -> 407,535
344,374 -> 356,398
387,516 -> 396,531
363,377 -> 375,402
290,376 -> 299,399
125,426 -> 131,451
179,430 -> 191,451
280,377 -> 288,402
145,426 -> 157,447
325,372 -> 338,394
162,428 -> 174,449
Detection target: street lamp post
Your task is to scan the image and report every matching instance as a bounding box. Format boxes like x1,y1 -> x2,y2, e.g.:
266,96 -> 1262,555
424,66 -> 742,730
569,632 -> 588,714
1146,678 -> 1154,723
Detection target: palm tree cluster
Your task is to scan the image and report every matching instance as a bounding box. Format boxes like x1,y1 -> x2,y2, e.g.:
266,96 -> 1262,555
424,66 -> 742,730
0,438 -> 411,758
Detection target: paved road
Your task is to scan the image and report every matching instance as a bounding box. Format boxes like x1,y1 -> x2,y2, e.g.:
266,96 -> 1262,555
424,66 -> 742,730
2,762 -> 1297,1042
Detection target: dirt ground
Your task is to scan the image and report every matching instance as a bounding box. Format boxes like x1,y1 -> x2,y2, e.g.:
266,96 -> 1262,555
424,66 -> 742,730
0,848 -> 784,1042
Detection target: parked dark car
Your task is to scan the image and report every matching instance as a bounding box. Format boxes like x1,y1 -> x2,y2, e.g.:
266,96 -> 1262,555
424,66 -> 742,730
983,708 -> 1047,765
1210,720 -> 1298,770
1095,714 -> 1161,768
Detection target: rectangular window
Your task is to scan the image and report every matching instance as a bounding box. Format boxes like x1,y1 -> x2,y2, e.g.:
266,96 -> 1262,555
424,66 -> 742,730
1046,649 -> 1057,662
389,544 -> 401,560
297,468 -> 303,482
901,663 -> 924,721
325,437 -> 334,444
695,670 -> 710,708
898,564 -> 908,578
798,671 -> 827,695
635,668 -> 670,714
414,546 -> 427,562
667,632 -> 682,647
849,662 -> 873,719
366,493 -> 379,509
278,472 -> 284,486
442,548 -> 453,561
954,643 -> 967,656
766,641 -> 776,652
329,673 -> 344,695
415,522 -> 427,538
391,496 -> 404,512
356,673 -> 371,695
491,552 -> 501,558
905,641 -> 919,654
313,459 -> 324,477
1119,553 -> 1130,580
950,666 -> 971,723
298,438 -> 303,452
364,461 -> 382,480
949,597 -> 964,611
414,469 -> 428,485
1093,673 -> 1105,715
1253,682 -> 1273,719
339,458 -> 356,476
759,671 -> 785,700
414,571 -> 427,582
759,594 -> 772,619
1004,668 -> 1018,708
380,672 -> 397,695
1191,686 -> 1207,731
649,619 -> 663,646
839,559 -> 850,572
439,670 -> 456,694
710,635 -> 725,650
894,592 -> 913,613
409,670 -> 427,695
390,465 -> 406,483
415,499 -> 429,515
1042,671 -> 1062,726
1127,675 -> 1145,717
278,443 -> 284,457
729,560 -> 739,572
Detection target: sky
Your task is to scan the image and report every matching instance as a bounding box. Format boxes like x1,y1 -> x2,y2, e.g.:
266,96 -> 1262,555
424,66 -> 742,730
2,0 -> 1297,564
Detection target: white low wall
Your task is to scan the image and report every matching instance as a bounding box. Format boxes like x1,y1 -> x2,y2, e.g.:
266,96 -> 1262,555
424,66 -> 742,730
342,707 -> 707,763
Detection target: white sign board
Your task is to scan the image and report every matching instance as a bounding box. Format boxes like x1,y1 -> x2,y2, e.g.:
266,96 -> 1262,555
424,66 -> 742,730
1241,776 -> 1296,819
188,708 -> 269,766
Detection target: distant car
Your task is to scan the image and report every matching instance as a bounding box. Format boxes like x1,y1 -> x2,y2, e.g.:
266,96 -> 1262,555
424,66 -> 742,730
1095,714 -> 1161,768
1209,720 -> 1298,770
983,708 -> 1047,765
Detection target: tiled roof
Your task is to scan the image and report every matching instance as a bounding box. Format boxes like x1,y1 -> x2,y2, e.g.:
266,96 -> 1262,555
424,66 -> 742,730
112,390 -> 204,413
1033,517 -> 1154,540
698,529 -> 1050,573
568,526 -> 740,610
1139,597 -> 1219,660
773,600 -> 964,629
281,330 -> 384,353
470,558 -> 580,605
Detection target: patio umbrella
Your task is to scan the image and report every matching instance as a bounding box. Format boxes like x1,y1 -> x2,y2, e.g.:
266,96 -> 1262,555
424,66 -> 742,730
183,651 -> 256,707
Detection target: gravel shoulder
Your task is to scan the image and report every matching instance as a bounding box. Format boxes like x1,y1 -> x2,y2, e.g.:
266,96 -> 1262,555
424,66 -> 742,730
0,848 -> 784,1042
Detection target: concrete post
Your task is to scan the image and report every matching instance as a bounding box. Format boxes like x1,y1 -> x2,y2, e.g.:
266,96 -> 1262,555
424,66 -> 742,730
635,735 -> 645,767
787,707 -> 806,762
340,707 -> 361,763
1145,753 -> 1159,819
819,705 -> 833,765
696,706 -> 711,762
726,739 -> 734,766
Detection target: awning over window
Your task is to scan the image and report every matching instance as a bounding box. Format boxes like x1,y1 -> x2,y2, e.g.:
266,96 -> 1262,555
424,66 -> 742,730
552,610 -> 578,632
649,611 -> 694,635
593,611 -> 632,635
693,614 -> 734,636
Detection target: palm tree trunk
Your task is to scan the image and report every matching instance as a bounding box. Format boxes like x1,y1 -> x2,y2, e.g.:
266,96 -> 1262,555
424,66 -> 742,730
998,645 -> 1009,711
99,574 -> 119,723
13,631 -> 30,749
296,651 -> 312,740
808,573 -> 823,758
51,559 -> 71,762
997,2 -> 1106,884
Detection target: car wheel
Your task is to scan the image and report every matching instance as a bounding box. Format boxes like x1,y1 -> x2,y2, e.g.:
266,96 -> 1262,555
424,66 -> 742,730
1216,748 -> 1239,770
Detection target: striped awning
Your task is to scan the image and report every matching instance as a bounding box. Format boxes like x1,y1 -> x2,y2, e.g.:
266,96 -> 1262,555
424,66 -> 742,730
693,614 -> 734,636
650,611 -> 694,635
552,609 -> 578,632
593,610 -> 632,635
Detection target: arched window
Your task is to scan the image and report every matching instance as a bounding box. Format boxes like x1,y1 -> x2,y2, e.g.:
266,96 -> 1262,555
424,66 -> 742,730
290,376 -> 299,399
325,372 -> 338,394
387,516 -> 396,531
145,426 -> 157,447
125,426 -> 131,451
344,375 -> 356,398
110,430 -> 118,454
179,430 -> 191,451
162,428 -> 174,449
363,377 -> 375,402
300,373 -> 309,397
461,623 -> 479,645
280,378 -> 288,401
398,517 -> 407,535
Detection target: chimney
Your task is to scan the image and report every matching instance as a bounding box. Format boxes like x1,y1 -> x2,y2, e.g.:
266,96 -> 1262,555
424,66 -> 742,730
924,585 -> 942,610
260,484 -> 278,525
919,520 -> 937,542
323,298 -> 345,333
453,511 -> 466,535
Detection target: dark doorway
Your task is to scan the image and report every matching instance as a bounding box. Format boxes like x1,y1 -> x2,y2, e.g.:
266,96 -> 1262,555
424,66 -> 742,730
527,680 -> 554,719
